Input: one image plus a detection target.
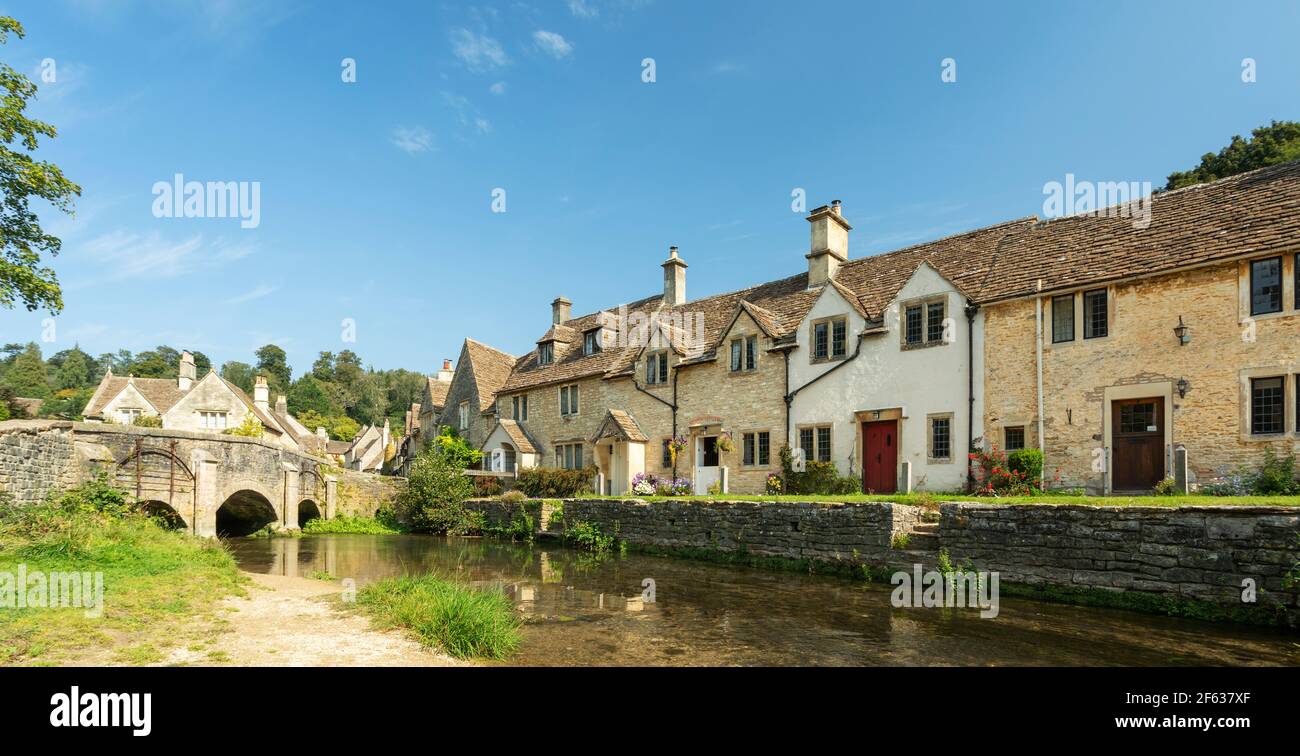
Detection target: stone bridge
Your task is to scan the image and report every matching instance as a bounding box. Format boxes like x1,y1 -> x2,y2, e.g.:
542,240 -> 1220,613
0,420 -> 352,537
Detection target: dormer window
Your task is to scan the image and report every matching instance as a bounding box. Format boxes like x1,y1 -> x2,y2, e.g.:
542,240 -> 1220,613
539,342 -> 554,365
730,336 -> 758,372
583,329 -> 603,356
811,317 -> 848,362
902,296 -> 948,349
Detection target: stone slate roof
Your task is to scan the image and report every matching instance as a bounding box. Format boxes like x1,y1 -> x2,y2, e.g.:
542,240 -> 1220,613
494,418 -> 539,454
424,377 -> 451,412
463,339 -> 518,411
591,409 -> 648,443
499,159 -> 1300,393
83,374 -> 186,418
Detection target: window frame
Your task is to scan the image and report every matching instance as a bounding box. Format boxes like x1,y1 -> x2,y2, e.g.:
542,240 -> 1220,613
729,339 -> 743,372
745,335 -> 758,370
512,394 -> 528,422
904,305 -> 923,345
559,384 -> 580,417
1083,288 -> 1108,339
1003,425 -> 1026,452
900,295 -> 948,349
797,424 -> 832,464
740,430 -> 771,468
457,401 -> 469,430
1250,256 -> 1284,316
538,342 -> 554,366
582,329 -> 602,356
1250,376 -> 1286,436
928,413 -> 954,463
811,316 -> 848,363
646,350 -> 669,385
1051,294 -> 1075,344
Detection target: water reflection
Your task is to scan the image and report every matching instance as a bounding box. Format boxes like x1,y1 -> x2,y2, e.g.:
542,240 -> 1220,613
225,534 -> 1299,667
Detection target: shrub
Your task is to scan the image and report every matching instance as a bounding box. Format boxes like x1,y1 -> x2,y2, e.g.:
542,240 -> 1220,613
765,472 -> 783,495
474,475 -> 503,497
565,520 -> 615,552
498,490 -> 527,505
395,446 -> 478,534
630,472 -> 658,496
1152,477 -> 1178,496
302,515 -> 402,535
1253,449 -> 1300,495
430,426 -> 482,470
516,466 -> 596,498
130,414 -> 162,428
969,446 -> 1037,496
778,446 -> 860,495
1006,448 -> 1043,485
224,411 -> 264,438
358,575 -> 521,660
654,477 -> 692,496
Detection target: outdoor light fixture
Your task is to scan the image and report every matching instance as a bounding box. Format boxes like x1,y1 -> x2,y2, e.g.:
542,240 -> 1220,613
1177,377 -> 1189,398
1173,316 -> 1190,345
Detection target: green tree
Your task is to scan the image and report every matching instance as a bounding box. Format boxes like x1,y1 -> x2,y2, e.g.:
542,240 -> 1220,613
54,347 -> 89,390
287,374 -> 335,416
296,409 -> 359,441
1165,120 -> 1300,190
0,17 -> 81,313
191,350 -> 212,375
1,341 -> 49,398
255,343 -> 291,394
220,360 -> 256,394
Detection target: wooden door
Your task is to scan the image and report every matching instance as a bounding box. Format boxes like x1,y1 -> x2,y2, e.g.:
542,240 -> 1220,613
1112,398 -> 1165,492
862,421 -> 897,493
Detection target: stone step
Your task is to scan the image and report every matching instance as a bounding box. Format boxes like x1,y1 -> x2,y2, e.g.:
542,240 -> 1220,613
912,522 -> 939,534
905,532 -> 940,551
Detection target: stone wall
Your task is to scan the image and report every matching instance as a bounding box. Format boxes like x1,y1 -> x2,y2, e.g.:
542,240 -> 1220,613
334,468 -> 401,517
468,497 -> 917,563
983,260 -> 1300,493
939,502 -> 1300,621
0,421 -> 79,505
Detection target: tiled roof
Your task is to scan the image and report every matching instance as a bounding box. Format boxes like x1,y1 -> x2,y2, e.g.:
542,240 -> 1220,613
498,160 -> 1300,393
591,409 -> 648,443
83,375 -> 186,418
464,339 -> 517,411
494,418 -> 539,454
425,377 -> 450,411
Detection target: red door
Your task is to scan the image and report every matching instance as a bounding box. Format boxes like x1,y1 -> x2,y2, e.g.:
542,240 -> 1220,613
862,420 -> 897,493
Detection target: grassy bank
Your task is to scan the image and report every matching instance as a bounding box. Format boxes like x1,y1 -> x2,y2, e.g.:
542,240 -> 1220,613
302,515 -> 403,535
0,479 -> 243,665
576,492 -> 1300,508
357,574 -> 521,660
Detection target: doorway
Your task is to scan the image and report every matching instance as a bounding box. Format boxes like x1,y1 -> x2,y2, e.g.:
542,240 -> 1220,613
861,420 -> 897,494
1112,397 -> 1165,492
693,435 -> 720,494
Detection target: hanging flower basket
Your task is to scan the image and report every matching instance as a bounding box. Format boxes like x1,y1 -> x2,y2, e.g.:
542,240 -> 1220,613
715,433 -> 735,454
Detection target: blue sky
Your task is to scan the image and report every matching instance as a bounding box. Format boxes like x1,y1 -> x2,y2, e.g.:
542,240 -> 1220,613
1,0 -> 1297,375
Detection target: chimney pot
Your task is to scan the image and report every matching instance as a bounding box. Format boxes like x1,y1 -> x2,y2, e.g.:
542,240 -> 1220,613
443,359 -> 452,371
253,375 -> 269,410
806,200 -> 852,288
661,245 -> 688,307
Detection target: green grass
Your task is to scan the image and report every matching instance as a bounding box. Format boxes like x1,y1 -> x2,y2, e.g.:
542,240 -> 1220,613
574,492 -> 1300,508
357,574 -> 521,660
0,490 -> 244,665
301,515 -> 403,535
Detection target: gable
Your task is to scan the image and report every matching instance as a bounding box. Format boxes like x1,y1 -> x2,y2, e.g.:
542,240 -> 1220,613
165,371 -> 245,421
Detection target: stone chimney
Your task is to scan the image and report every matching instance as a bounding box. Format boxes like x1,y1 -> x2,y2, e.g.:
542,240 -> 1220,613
436,359 -> 454,382
178,351 -> 196,391
316,427 -> 328,442
253,375 -> 270,411
661,246 -> 687,307
275,394 -> 288,416
552,296 -> 572,325
806,199 -> 851,288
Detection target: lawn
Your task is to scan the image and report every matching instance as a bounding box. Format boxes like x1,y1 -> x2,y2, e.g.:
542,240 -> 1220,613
574,492 -> 1300,508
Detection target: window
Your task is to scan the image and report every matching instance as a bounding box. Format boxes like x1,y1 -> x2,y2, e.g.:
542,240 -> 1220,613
1004,426 -> 1025,451
1051,295 -> 1075,343
1083,289 -> 1108,339
661,439 -> 673,468
741,431 -> 771,467
199,411 -> 228,430
538,342 -> 554,365
559,384 -> 579,417
583,329 -> 602,356
730,339 -> 743,371
746,335 -> 758,370
1250,257 -> 1283,316
118,408 -> 143,424
797,425 -> 832,464
458,401 -> 469,430
646,351 -> 669,385
556,443 -> 584,469
930,416 -> 952,461
905,305 -> 923,345
926,302 -> 945,343
812,318 -> 847,361
1251,376 -> 1285,435
512,395 -> 528,422
731,336 -> 758,372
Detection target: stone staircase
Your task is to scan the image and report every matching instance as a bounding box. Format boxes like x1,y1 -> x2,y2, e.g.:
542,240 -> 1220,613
906,521 -> 940,552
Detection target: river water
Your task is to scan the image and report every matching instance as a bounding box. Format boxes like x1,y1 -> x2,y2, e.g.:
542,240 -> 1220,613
224,534 -> 1298,666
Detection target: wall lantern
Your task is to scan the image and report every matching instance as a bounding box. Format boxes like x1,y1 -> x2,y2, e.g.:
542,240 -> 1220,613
1177,377 -> 1189,398
1173,316 -> 1190,346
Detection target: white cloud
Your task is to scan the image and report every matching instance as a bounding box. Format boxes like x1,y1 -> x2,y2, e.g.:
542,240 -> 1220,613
391,126 -> 434,153
489,81 -> 507,96
74,230 -> 254,283
450,27 -> 510,70
474,117 -> 492,134
533,30 -> 573,59
568,0 -> 599,18
225,284 -> 278,305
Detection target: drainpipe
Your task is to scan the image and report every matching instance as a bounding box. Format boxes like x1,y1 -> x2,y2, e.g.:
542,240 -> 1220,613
632,367 -> 678,478
784,332 -> 868,445
1035,281 -> 1046,490
782,350 -> 791,446
965,301 -> 979,490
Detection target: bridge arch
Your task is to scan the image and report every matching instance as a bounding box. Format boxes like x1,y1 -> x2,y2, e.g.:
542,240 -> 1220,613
217,489 -> 279,537
298,499 -> 322,528
139,499 -> 187,530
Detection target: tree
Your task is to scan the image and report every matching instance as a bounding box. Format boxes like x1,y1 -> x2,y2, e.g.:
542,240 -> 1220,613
255,344 -> 291,394
296,409 -> 359,441
287,375 -> 334,416
127,346 -> 178,378
54,347 -> 89,390
0,17 -> 81,313
1165,120 -> 1300,190
191,350 -> 212,375
220,361 -> 256,393
1,342 -> 49,398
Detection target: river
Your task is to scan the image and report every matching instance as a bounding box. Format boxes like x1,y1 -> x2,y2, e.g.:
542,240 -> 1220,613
224,533 -> 1298,666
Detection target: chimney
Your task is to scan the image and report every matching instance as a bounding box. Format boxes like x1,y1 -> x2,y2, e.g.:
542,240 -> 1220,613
275,394 -> 288,415
316,427 -> 328,442
661,246 -> 687,307
806,199 -> 852,288
551,296 -> 572,325
437,359 -> 454,382
178,350 -> 196,391
253,375 -> 269,411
